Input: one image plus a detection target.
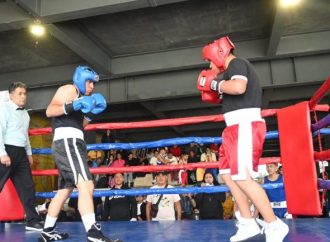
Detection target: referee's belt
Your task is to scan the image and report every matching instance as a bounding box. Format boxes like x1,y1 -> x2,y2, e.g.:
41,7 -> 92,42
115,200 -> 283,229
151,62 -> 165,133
270,201 -> 287,209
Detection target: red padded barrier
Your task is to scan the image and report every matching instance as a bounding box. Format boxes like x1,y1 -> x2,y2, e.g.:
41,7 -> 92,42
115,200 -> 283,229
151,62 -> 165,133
277,101 -> 321,215
0,179 -> 24,221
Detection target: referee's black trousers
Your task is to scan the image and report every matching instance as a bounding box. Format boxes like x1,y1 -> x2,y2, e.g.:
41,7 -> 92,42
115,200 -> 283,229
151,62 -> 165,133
0,145 -> 39,223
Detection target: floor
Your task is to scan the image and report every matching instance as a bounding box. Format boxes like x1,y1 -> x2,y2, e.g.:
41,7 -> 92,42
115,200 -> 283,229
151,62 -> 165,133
1,219 -> 329,242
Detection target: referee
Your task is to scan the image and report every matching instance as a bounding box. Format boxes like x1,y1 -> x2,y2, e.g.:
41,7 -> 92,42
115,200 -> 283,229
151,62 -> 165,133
0,82 -> 43,231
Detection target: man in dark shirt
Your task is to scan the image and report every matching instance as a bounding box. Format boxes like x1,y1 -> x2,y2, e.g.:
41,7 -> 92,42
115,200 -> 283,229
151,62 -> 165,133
197,36 -> 288,242
39,66 -> 122,242
103,173 -> 137,221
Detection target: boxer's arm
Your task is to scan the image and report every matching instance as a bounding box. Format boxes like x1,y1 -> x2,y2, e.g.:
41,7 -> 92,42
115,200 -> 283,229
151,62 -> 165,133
219,78 -> 247,95
46,85 -> 77,118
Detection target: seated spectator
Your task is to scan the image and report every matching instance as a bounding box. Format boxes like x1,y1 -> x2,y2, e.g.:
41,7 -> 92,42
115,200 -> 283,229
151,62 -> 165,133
136,195 -> 147,221
178,153 -> 189,186
189,143 -> 202,158
188,150 -> 199,184
111,152 -> 125,167
146,172 -> 181,221
195,172 -> 225,220
201,147 -> 218,182
264,162 -> 290,219
156,148 -> 170,165
210,143 -> 219,159
169,145 -> 181,158
108,153 -> 126,187
167,152 -> 178,165
167,152 -> 178,183
149,150 -> 159,166
103,173 -> 137,221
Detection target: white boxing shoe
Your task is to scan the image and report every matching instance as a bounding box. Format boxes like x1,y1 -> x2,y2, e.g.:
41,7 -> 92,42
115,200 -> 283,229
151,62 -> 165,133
262,217 -> 289,242
230,217 -> 261,242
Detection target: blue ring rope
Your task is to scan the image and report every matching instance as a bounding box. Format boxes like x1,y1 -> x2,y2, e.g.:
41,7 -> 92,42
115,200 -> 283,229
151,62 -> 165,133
36,183 -> 284,198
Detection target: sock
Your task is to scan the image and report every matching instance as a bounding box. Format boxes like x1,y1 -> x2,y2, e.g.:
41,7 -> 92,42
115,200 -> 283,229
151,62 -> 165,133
81,213 -> 96,232
44,215 -> 57,229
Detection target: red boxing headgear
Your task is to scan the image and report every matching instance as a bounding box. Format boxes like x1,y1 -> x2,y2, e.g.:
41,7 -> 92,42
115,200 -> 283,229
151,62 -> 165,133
202,36 -> 235,73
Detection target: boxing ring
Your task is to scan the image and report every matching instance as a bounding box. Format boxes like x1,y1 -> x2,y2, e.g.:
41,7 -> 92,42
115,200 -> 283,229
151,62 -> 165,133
0,76 -> 330,242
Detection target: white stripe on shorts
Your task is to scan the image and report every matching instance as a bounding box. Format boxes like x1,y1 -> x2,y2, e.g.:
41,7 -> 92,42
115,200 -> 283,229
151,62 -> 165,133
64,138 -> 78,184
232,122 -> 252,180
73,138 -> 88,181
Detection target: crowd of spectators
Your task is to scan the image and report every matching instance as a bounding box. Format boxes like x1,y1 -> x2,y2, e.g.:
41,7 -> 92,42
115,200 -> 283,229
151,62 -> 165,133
35,131 -> 329,223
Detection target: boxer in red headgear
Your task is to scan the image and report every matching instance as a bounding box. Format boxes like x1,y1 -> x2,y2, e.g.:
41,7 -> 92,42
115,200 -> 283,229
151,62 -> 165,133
197,36 -> 288,242
196,36 -> 234,104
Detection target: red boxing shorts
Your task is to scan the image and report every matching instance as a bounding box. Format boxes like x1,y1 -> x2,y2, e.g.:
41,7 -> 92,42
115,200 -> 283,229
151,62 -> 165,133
219,108 -> 266,180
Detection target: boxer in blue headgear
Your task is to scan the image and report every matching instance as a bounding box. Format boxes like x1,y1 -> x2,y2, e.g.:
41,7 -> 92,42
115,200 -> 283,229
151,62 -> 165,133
39,66 -> 122,242
73,66 -> 99,95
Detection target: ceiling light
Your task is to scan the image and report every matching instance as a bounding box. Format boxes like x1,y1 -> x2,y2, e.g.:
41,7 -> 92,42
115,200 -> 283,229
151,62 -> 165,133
280,0 -> 301,7
29,21 -> 45,37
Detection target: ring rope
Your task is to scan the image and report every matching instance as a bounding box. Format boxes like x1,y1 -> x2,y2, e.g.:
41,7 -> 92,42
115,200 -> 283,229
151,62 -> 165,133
31,129 -> 330,155
32,158 -> 281,176
35,183 -> 285,198
28,106 -> 329,136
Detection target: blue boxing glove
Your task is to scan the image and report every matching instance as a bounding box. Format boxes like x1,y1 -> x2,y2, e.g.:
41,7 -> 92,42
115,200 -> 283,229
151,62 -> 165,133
64,96 -> 96,114
90,93 -> 107,114
84,93 -> 107,122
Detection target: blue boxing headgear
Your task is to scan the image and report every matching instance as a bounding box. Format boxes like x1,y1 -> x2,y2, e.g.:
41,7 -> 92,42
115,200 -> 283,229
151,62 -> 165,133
73,66 -> 99,94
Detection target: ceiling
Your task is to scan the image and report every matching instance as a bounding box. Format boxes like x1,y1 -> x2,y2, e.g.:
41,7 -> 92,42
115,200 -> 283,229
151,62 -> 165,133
0,0 -> 329,155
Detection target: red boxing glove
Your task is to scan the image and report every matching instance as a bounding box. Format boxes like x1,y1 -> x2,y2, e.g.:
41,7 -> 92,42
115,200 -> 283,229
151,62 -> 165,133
197,69 -> 221,92
201,91 -> 221,104
197,69 -> 222,104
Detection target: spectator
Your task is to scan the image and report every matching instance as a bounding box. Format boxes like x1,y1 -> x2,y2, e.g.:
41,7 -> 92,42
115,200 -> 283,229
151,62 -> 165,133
101,129 -> 116,162
136,195 -> 147,221
167,152 -> 178,183
156,148 -> 170,165
169,145 -> 181,158
149,150 -> 159,166
167,152 -> 178,165
125,152 -> 140,187
195,172 -> 225,220
178,153 -> 189,186
264,163 -> 289,219
188,150 -> 199,184
180,193 -> 196,220
108,152 -> 126,188
201,147 -> 218,182
146,172 -> 181,221
103,173 -> 137,221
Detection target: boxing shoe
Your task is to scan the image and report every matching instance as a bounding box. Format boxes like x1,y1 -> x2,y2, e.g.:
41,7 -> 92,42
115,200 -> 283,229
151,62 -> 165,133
26,220 -> 44,231
230,217 -> 261,242
262,217 -> 289,242
87,223 -> 123,242
38,226 -> 69,241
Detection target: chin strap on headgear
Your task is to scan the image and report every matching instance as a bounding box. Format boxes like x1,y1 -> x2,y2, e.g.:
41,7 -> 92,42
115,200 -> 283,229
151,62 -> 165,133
202,36 -> 235,73
73,66 -> 99,95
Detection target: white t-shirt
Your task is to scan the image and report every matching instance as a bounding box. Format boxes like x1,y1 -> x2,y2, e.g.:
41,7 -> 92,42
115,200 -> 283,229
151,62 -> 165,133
149,156 -> 158,166
146,185 -> 180,221
167,156 -> 178,165
200,152 -> 217,162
